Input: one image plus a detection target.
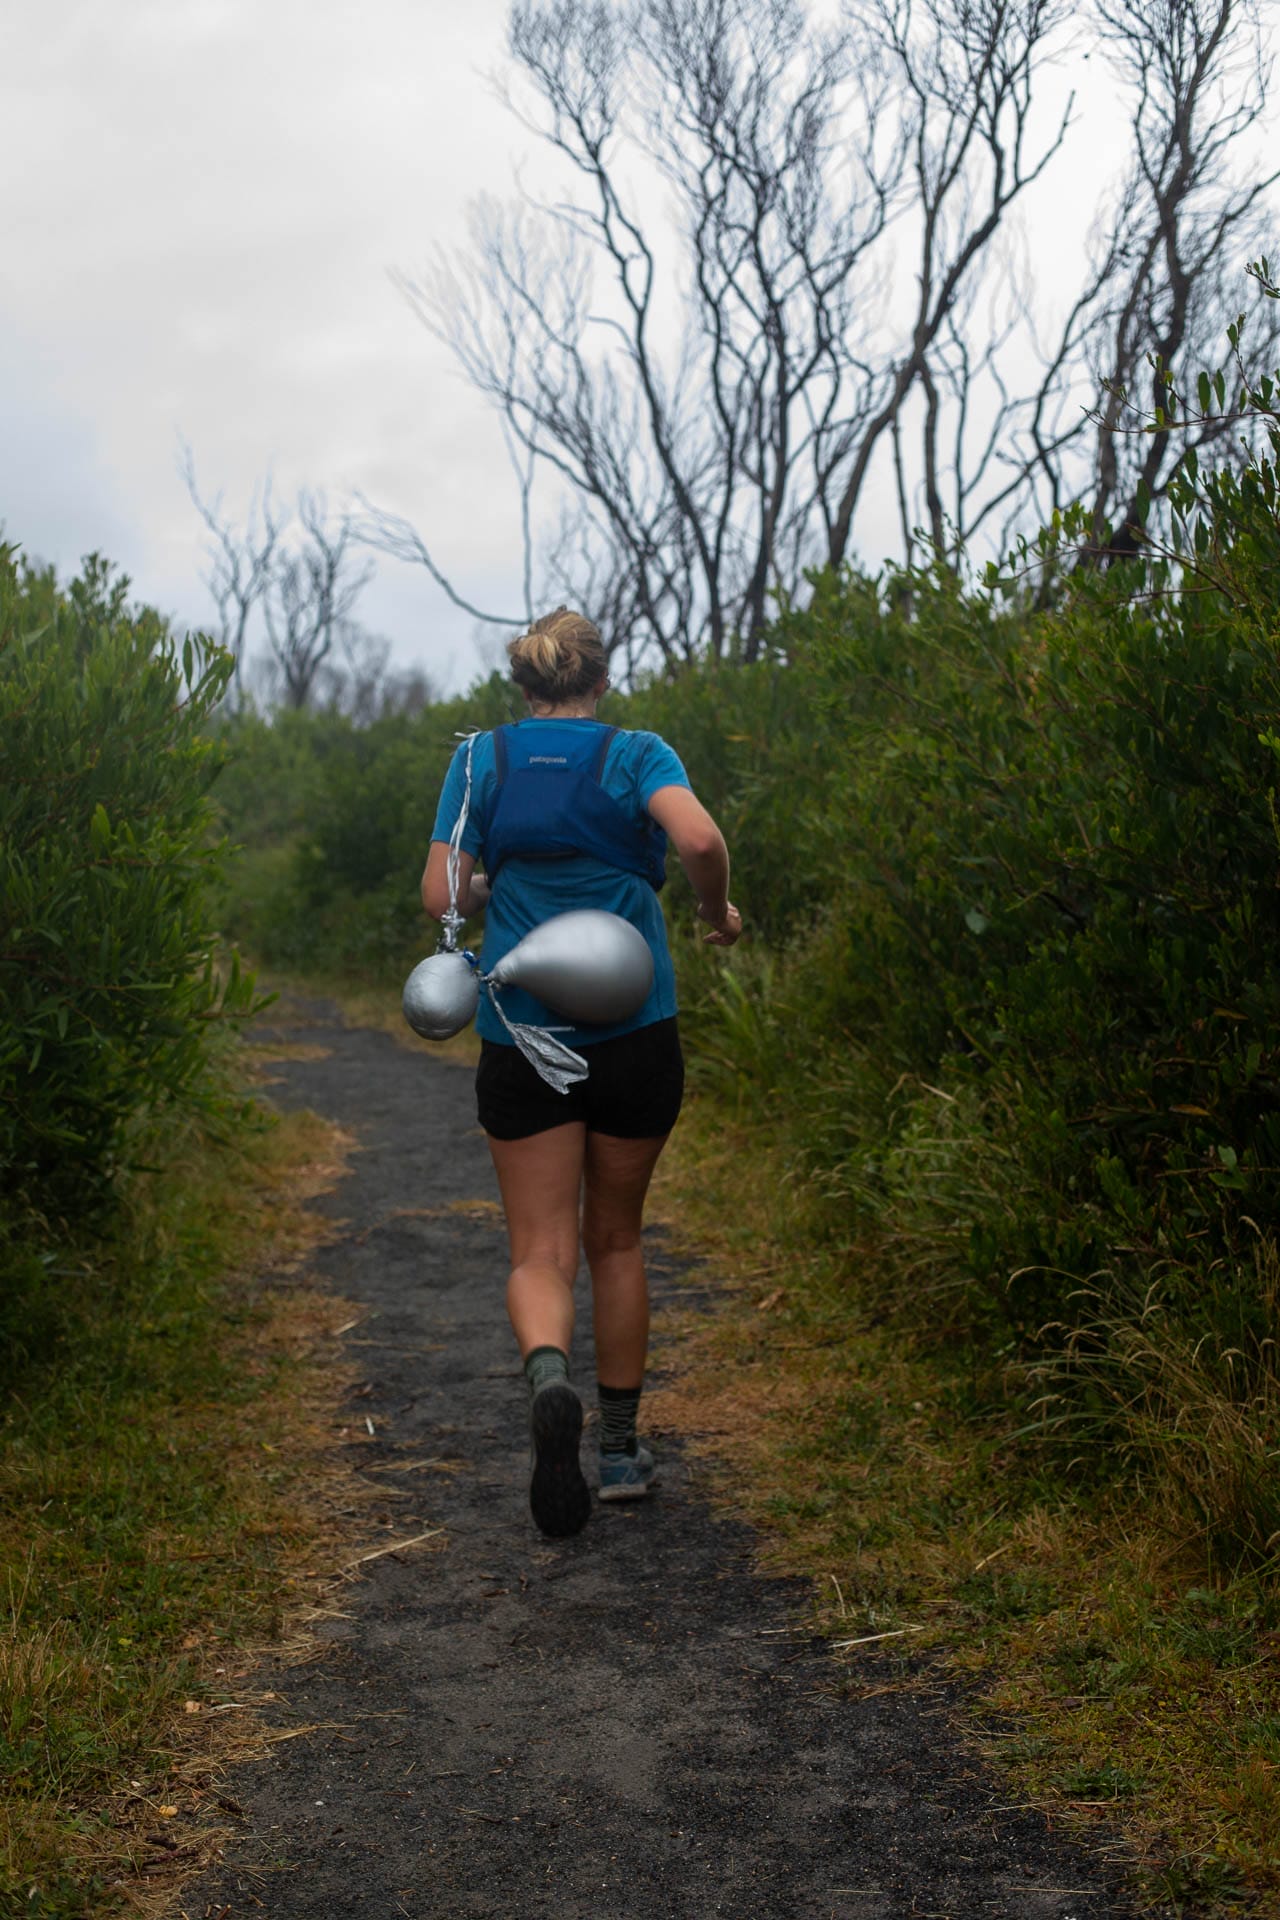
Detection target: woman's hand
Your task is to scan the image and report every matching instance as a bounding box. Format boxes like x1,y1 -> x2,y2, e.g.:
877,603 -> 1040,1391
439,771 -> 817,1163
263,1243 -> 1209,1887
698,901 -> 742,947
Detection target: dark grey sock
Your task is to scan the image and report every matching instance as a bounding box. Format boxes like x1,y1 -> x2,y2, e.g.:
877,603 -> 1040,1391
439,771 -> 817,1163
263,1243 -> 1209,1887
525,1347 -> 570,1397
598,1382 -> 641,1456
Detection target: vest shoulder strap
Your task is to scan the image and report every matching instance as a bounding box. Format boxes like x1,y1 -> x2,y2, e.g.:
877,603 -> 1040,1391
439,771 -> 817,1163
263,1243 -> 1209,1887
589,725 -> 619,780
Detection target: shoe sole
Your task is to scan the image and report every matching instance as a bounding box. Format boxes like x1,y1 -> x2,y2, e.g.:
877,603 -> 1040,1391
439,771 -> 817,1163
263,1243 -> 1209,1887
529,1382 -> 590,1538
597,1479 -> 654,1503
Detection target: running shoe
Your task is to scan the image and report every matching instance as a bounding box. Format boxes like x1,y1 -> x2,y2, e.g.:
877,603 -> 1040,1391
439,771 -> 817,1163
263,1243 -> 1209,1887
597,1443 -> 657,1502
529,1380 -> 590,1537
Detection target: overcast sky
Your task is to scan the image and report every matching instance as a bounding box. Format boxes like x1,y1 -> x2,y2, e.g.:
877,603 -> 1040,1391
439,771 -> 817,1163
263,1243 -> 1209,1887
2,3 -> 1272,697
1,0 -> 542,693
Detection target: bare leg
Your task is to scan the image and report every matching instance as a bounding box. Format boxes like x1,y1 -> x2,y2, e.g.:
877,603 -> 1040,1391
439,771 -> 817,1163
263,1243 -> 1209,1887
581,1131 -> 669,1389
487,1123 -> 587,1359
488,1123 -> 594,1537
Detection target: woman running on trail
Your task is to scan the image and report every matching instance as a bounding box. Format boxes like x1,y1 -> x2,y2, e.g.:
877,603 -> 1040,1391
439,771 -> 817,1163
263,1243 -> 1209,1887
423,607 -> 742,1539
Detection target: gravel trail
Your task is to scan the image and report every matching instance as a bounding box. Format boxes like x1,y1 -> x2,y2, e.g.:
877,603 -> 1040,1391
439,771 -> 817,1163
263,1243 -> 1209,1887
188,1000 -> 1141,1920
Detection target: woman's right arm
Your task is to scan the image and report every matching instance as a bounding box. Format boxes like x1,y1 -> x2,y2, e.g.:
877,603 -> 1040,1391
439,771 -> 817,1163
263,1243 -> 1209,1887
646,785 -> 742,946
421,843 -> 490,921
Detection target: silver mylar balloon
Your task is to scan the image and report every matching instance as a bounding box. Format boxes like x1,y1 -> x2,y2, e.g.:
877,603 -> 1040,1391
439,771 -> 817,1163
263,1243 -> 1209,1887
488,910 -> 654,1024
402,949 -> 480,1040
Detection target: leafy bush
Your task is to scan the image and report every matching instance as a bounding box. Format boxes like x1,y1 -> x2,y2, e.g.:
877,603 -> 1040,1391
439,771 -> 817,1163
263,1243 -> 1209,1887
825,402 -> 1279,1254
0,549 -> 258,1217
623,646 -> 839,947
213,676 -> 517,975
673,342 -> 1280,1563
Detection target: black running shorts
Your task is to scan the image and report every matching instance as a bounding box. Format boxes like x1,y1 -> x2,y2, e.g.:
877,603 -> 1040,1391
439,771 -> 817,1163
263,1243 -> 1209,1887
476,1017 -> 684,1142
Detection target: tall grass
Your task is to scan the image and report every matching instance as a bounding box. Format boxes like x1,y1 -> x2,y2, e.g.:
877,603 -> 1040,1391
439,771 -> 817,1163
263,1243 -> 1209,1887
0,1100 -> 348,1917
0,543 -> 358,1914
1027,1245 -> 1280,1569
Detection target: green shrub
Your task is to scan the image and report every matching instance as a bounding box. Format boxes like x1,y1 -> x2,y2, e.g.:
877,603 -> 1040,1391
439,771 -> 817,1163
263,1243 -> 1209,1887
213,676 -> 517,975
662,344 -> 1280,1563
727,368 -> 1280,1274
0,549 -> 258,1217
622,647 -> 837,946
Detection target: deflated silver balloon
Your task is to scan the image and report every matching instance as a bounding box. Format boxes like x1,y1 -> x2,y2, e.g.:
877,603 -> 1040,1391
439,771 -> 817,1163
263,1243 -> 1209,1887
402,949 -> 480,1040
488,910 -> 654,1024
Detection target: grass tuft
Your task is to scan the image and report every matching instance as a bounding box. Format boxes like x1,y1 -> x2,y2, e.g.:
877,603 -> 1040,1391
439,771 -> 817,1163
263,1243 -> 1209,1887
649,1091 -> 1280,1913
0,1079 -> 367,1919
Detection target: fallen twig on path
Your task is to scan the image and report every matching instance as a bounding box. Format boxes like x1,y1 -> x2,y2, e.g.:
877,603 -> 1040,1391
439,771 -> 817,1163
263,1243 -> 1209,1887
343,1526 -> 445,1571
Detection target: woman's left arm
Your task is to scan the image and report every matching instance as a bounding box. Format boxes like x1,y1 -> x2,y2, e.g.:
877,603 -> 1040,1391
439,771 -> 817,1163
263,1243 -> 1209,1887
422,843 -> 490,921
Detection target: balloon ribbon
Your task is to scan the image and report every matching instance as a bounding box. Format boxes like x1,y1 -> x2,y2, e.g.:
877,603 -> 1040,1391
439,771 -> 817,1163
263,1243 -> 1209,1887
440,731 -> 476,954
477,975 -> 588,1094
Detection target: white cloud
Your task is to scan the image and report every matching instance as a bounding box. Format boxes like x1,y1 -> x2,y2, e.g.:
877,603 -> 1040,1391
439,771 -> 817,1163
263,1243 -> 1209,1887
2,0 -> 536,690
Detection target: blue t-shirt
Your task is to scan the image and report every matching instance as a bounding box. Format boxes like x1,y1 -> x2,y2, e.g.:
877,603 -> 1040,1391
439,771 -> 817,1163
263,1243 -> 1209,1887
431,720 -> 691,1047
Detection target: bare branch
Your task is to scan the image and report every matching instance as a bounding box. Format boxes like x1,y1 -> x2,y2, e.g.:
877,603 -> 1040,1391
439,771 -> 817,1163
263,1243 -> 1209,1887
261,493 -> 375,709
370,0 -> 1276,672
180,441 -> 285,700
353,497 -> 528,629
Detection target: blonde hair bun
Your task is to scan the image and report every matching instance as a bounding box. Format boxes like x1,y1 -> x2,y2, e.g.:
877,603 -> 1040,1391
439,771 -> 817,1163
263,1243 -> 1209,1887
508,607 -> 607,703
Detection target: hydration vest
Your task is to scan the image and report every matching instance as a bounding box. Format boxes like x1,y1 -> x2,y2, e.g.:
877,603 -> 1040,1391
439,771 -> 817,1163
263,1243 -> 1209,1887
481,721 -> 667,891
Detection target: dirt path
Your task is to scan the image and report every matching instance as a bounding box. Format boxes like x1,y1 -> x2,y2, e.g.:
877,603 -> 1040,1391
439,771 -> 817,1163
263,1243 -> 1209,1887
187,1001 -> 1141,1920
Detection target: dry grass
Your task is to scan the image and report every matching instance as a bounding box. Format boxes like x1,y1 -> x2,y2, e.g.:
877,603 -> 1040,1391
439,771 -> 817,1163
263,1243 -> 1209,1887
0,1037 -> 448,1920
647,1093 -> 1280,1910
